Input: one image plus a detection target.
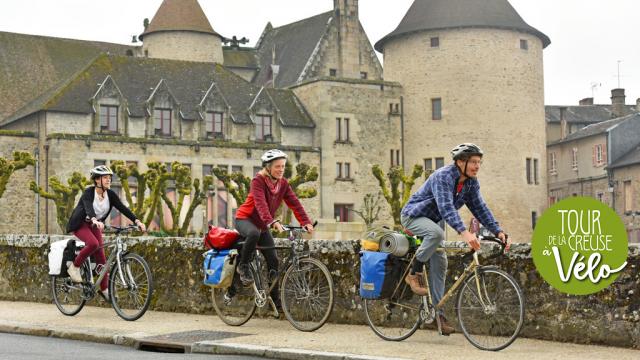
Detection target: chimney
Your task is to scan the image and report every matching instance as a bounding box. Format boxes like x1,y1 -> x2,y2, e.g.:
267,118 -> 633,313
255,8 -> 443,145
559,107 -> 568,140
611,88 -> 626,118
333,0 -> 360,79
579,97 -> 594,106
636,98 -> 640,113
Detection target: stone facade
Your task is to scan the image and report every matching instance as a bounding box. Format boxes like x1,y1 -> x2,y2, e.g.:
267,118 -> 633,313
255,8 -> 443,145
611,165 -> 640,243
142,31 -> 224,64
1,235 -> 638,348
382,28 -> 548,242
292,79 -> 403,223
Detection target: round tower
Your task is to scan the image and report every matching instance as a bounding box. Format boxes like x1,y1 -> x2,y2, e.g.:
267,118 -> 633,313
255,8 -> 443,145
376,0 -> 551,241
140,0 -> 224,63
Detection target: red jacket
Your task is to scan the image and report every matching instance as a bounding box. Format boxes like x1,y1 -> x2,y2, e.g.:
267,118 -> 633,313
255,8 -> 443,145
236,174 -> 311,231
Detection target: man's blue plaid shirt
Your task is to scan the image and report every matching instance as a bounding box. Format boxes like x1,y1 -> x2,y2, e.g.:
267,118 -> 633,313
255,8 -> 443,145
401,164 -> 502,235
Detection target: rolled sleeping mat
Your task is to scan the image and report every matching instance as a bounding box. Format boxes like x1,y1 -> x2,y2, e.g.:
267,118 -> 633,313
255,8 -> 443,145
379,232 -> 410,257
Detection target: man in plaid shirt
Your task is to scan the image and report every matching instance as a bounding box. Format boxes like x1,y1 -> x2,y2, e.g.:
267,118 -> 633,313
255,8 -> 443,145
400,143 -> 509,335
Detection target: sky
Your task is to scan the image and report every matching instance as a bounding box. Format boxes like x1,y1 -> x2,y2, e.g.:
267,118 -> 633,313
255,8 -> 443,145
0,0 -> 638,106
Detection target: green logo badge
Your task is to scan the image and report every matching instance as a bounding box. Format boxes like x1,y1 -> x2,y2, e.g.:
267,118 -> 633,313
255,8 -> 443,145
532,197 -> 628,295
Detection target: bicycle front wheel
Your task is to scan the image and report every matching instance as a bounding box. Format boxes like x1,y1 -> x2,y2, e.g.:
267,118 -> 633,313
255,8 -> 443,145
281,258 -> 334,332
212,276 -> 257,326
109,253 -> 153,321
363,280 -> 422,341
456,268 -> 525,351
51,261 -> 89,316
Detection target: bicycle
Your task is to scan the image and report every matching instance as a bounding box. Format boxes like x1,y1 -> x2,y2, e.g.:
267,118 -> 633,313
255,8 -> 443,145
51,225 -> 154,321
211,222 -> 335,332
363,229 -> 525,351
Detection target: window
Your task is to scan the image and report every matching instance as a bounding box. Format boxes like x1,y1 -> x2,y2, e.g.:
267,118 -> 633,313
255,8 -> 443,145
549,152 -> 557,174
431,98 -> 442,120
526,158 -> 532,184
531,211 -> 537,229
390,149 -> 400,167
329,69 -> 337,77
435,157 -> 444,169
549,196 -> 557,205
520,39 -> 528,50
154,108 -> 172,136
534,158 -> 539,185
344,162 -> 351,179
360,72 -> 368,79
334,204 -> 353,222
430,37 -> 439,48
572,148 -> 578,170
94,159 -> 107,167
205,112 -> 224,138
255,115 -> 272,140
336,118 -> 350,142
336,162 -> 342,179
253,166 -> 262,176
99,105 -> 118,132
594,144 -> 606,166
624,180 -> 633,213
231,166 -> 243,174
424,158 -> 433,172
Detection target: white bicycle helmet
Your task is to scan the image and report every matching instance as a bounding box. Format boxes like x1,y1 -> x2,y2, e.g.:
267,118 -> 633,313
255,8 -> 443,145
90,165 -> 113,179
451,143 -> 483,160
261,149 -> 288,166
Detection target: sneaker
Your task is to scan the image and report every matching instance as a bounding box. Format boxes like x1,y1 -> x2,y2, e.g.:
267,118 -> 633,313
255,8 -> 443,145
237,264 -> 253,285
67,263 -> 83,283
98,289 -> 111,304
404,273 -> 428,296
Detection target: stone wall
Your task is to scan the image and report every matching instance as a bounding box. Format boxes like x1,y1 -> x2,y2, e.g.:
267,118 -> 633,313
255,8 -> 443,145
142,31 -> 224,64
1,234 -> 638,348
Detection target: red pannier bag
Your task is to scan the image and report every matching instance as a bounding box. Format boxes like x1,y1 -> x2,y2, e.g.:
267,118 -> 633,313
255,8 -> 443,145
204,225 -> 240,250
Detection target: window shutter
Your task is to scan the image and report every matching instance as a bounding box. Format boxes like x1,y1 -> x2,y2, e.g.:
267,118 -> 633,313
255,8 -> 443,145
592,146 -> 596,166
602,144 -> 607,165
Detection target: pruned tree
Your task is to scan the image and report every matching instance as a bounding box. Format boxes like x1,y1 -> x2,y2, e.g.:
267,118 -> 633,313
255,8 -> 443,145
29,172 -> 91,232
372,164 -> 424,228
110,160 -> 149,221
154,161 -> 213,236
0,151 -> 35,199
351,192 -> 384,228
212,167 -> 251,204
281,162 -> 318,224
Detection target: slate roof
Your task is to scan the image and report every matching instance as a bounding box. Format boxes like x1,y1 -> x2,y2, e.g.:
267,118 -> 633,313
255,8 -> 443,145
546,105 -> 638,124
375,0 -> 550,52
223,47 -> 258,69
609,144 -> 640,169
548,113 -> 638,145
0,31 -> 134,121
253,11 -> 334,88
3,55 -> 314,128
139,0 -> 220,40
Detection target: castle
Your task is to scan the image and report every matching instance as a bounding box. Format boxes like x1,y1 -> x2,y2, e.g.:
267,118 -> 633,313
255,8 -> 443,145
0,0 -> 550,241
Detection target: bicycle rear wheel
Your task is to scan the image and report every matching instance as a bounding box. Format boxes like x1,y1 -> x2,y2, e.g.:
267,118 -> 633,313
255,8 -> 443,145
212,274 -> 257,326
280,258 -> 334,332
51,261 -> 89,316
109,253 -> 153,321
363,280 -> 422,341
456,268 -> 525,351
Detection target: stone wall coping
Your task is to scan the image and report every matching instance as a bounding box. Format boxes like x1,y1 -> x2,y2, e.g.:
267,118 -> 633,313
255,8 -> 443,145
1,234 -> 638,256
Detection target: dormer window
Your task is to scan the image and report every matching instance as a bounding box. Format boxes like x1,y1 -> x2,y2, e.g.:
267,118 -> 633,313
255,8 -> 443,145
99,105 -> 118,133
205,111 -> 224,139
154,108 -> 172,136
255,114 -> 272,141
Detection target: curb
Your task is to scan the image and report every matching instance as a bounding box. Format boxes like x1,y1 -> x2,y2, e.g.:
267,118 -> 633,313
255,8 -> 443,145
0,321 -> 410,360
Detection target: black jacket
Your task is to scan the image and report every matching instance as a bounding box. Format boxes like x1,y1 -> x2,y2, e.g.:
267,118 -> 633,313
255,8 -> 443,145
66,186 -> 138,233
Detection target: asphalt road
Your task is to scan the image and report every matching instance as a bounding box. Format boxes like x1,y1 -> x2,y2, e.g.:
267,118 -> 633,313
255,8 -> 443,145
0,333 -> 263,360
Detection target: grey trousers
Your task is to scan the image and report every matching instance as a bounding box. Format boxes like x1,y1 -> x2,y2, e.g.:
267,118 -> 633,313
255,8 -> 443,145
400,214 -> 448,311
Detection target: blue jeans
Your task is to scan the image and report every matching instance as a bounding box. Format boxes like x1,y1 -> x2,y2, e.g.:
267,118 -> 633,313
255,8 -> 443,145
400,214 -> 447,313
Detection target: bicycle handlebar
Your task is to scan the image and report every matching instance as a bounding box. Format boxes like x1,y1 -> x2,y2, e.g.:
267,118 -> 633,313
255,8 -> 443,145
281,220 -> 318,233
105,225 -> 141,234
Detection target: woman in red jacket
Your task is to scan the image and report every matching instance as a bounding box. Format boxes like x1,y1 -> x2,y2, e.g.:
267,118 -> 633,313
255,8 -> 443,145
234,149 -> 314,307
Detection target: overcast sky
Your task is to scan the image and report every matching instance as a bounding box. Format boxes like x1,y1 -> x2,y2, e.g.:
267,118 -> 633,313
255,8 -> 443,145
0,0 -> 638,106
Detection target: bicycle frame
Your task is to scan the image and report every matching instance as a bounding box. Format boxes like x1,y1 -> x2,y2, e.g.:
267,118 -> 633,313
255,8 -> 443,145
82,227 -> 136,295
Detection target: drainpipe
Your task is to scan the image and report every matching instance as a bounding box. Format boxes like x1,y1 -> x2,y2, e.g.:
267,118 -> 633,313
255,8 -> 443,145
44,142 -> 49,234
400,96 -> 405,170
34,148 -> 40,233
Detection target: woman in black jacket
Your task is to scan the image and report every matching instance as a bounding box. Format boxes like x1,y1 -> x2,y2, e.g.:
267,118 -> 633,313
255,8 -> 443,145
66,165 -> 146,302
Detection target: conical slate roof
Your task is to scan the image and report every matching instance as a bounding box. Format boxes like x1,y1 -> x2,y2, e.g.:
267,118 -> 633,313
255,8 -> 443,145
375,0 -> 550,52
139,0 -> 220,40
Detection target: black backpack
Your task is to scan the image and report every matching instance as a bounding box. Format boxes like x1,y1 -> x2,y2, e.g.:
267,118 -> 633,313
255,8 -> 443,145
59,240 -> 77,278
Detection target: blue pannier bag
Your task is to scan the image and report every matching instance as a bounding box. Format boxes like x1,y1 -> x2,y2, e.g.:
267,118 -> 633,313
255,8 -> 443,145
359,251 -> 403,299
203,249 -> 238,288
